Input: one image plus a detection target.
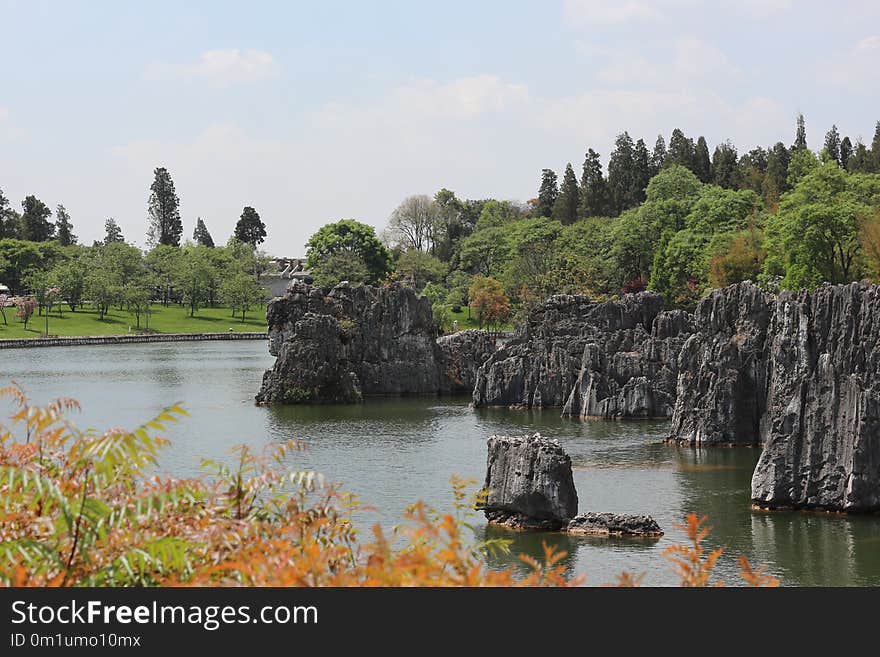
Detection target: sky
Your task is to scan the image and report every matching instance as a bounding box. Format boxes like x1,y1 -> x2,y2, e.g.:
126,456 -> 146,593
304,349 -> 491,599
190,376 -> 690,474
1,0 -> 879,256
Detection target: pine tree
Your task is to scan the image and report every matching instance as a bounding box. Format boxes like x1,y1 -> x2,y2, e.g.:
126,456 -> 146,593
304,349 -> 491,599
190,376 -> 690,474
104,218 -> 125,244
147,167 -> 182,247
551,163 -> 579,225
193,217 -> 215,247
694,136 -> 712,182
607,132 -> 636,215
793,113 -> 807,151
0,188 -> 15,239
871,121 -> 880,173
711,142 -> 739,189
536,169 -> 558,218
823,125 -> 841,165
21,195 -> 54,242
632,138 -> 651,204
848,140 -> 870,173
55,204 -> 77,246
840,136 -> 853,171
668,129 -> 695,171
578,149 -> 608,218
651,135 -> 667,176
234,206 -> 267,247
764,142 -> 790,206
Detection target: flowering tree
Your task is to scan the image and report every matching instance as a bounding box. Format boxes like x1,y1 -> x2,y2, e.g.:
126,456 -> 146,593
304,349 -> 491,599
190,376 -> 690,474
468,275 -> 511,334
0,293 -> 8,325
14,297 -> 38,330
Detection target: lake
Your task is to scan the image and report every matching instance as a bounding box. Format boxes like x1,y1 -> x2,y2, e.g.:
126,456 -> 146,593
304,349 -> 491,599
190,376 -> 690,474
4,340 -> 880,586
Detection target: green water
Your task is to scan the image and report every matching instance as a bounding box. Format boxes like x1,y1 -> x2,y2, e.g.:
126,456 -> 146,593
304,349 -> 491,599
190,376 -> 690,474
4,341 -> 880,586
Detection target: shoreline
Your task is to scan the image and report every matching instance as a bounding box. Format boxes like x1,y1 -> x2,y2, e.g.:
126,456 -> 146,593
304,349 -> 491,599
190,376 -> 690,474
0,332 -> 268,350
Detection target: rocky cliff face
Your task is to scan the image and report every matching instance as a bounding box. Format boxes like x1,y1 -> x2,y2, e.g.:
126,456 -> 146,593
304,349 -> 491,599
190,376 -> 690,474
480,433 -> 578,530
751,283 -> 880,511
256,281 -> 495,404
668,282 -> 773,445
472,293 -> 693,418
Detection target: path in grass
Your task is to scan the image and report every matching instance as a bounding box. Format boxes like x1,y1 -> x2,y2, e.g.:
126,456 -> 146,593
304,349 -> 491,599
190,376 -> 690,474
0,303 -> 267,339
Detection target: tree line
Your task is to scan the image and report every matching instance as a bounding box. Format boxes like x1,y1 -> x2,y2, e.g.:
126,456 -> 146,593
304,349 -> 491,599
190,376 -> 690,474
302,114 -> 880,327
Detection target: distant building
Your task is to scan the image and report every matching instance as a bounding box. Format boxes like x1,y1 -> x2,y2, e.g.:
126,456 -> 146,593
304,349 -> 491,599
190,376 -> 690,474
264,258 -> 312,298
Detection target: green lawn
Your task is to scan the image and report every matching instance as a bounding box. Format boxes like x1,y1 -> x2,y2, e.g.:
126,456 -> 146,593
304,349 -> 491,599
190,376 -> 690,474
0,303 -> 268,339
445,306 -> 513,332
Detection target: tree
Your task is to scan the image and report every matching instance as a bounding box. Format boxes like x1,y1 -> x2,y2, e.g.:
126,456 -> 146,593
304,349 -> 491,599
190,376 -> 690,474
793,113 -> 807,151
21,195 -> 54,242
193,217 -> 215,248
15,296 -> 37,330
123,285 -> 152,330
460,227 -> 510,277
54,204 -> 77,246
824,125 -> 842,166
861,209 -> 880,281
632,139 -> 651,204
872,121 -> 880,173
104,218 -> 125,244
468,275 -> 510,333
786,148 -> 819,188
764,142 -> 791,204
578,149 -> 608,217
668,129 -> 695,171
52,259 -> 88,311
221,272 -> 266,322
176,247 -> 215,316
147,167 -> 182,247
552,163 -> 579,224
145,244 -> 182,305
536,169 -> 558,218
848,140 -> 871,173
305,219 -> 391,284
386,195 -> 440,252
394,249 -> 446,289
234,206 -> 267,247
607,132 -> 636,215
711,142 -> 739,189
0,293 -> 7,325
85,270 -> 117,320
651,135 -> 667,175
0,188 -> 13,239
694,137 -> 712,183
840,136 -> 853,171
310,251 -> 372,289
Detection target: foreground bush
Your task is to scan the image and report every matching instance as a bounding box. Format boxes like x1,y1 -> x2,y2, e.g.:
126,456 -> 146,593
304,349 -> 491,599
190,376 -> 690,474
0,386 -> 776,587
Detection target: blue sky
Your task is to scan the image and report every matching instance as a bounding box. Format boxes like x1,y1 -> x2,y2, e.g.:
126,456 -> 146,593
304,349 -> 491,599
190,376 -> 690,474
1,0 -> 879,255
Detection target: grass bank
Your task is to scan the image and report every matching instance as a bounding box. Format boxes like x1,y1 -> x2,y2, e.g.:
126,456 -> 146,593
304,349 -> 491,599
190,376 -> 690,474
0,303 -> 267,339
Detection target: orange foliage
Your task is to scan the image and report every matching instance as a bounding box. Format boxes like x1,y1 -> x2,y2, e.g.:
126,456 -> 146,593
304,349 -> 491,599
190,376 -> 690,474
0,385 -> 778,588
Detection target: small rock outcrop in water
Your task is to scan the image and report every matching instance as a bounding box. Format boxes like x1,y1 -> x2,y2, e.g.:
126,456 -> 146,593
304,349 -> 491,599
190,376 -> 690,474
472,293 -> 693,418
566,513 -> 663,537
256,281 -> 495,404
480,433 -> 578,531
480,433 -> 664,535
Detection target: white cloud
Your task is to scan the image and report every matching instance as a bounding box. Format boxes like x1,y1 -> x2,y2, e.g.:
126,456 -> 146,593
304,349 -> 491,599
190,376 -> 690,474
856,35 -> 880,51
563,0 -> 660,25
673,38 -> 740,80
387,75 -> 528,119
146,49 -> 278,85
595,38 -> 739,87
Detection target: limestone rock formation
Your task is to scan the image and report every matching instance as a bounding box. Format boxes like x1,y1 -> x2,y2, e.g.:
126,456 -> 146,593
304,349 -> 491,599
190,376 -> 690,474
472,292 -> 693,418
566,512 -> 663,537
256,281 -> 496,404
437,330 -> 497,393
668,282 -> 773,445
480,433 -> 578,530
751,283 -> 880,511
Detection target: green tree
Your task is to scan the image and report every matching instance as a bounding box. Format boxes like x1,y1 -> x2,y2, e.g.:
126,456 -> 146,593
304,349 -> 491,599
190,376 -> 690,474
848,140 -> 871,173
234,206 -> 267,247
54,204 -> 77,246
667,129 -> 695,171
310,251 -> 372,289
694,137 -> 712,183
52,258 -> 88,312
147,167 -> 182,247
123,284 -> 153,330
552,163 -> 579,225
21,195 -> 54,242
394,249 -> 446,289
176,247 -> 214,316
793,113 -> 808,151
871,121 -> 880,173
536,169 -> 558,218
221,272 -> 266,322
193,217 -> 215,248
651,135 -> 667,175
145,244 -> 183,305
104,218 -> 125,244
824,125 -> 842,166
711,142 -> 738,189
578,149 -> 608,218
468,275 -> 510,332
0,188 -> 14,239
607,132 -> 637,215
840,136 -> 853,171
305,219 -> 391,284
786,148 -> 819,188
85,270 -> 119,320
386,195 -> 440,252
632,138 -> 651,204
460,227 -> 510,277
764,142 -> 791,205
